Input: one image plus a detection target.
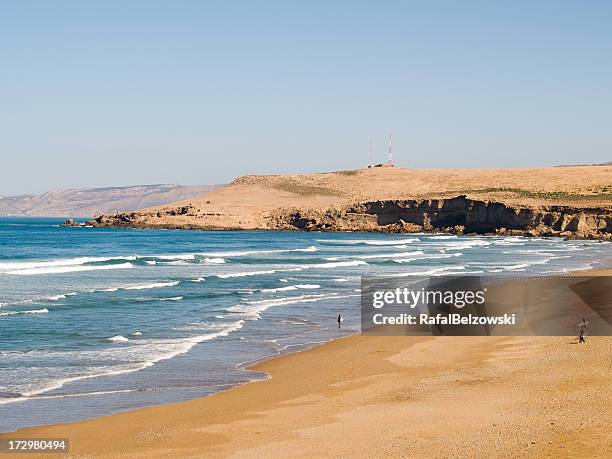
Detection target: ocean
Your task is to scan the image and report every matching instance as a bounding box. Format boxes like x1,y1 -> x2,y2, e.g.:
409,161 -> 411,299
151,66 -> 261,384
0,217 -> 610,432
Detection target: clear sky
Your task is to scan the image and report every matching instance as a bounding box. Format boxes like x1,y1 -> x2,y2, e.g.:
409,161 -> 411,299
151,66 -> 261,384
2,1 -> 611,195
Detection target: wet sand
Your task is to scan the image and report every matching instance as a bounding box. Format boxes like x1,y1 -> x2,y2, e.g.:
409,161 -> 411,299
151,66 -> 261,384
2,333 -> 611,458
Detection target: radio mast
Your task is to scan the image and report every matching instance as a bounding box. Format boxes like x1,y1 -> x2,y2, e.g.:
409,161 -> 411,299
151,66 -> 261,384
388,130 -> 393,166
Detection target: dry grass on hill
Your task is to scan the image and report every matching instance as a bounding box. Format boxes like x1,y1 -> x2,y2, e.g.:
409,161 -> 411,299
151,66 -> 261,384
101,166 -> 612,230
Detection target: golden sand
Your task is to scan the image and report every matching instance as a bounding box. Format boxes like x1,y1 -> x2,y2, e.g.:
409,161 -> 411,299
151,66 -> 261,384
3,333 -> 611,458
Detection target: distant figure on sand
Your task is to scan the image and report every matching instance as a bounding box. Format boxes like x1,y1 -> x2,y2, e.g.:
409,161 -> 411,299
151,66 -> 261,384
337,314 -> 342,328
579,318 -> 588,343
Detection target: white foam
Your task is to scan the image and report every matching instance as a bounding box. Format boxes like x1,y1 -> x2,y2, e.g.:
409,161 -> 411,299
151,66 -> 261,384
227,293 -> 357,320
503,263 -> 530,271
107,335 -> 129,343
124,281 -> 179,290
46,294 -> 66,301
216,269 -> 278,279
441,240 -> 491,250
262,284 -> 320,293
501,249 -> 553,255
310,260 -> 367,269
15,388 -> 141,401
6,262 -> 134,276
295,284 -> 321,289
388,265 -> 466,277
154,254 -> 196,261
0,256 -> 136,271
159,296 -> 183,301
333,278 -> 349,282
316,238 -> 419,245
261,286 -> 298,293
392,253 -> 463,263
216,260 -> 365,279
0,319 -> 245,405
530,246 -> 586,252
469,256 -> 567,272
357,250 -> 424,259
190,277 -> 206,283
203,245 -> 317,258
431,253 -> 463,258
45,292 -> 77,301
204,257 -> 226,264
493,237 -> 527,245
131,331 -> 143,336
0,308 -> 49,316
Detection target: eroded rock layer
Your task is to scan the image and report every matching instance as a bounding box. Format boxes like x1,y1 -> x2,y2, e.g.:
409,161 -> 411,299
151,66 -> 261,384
95,196 -> 612,240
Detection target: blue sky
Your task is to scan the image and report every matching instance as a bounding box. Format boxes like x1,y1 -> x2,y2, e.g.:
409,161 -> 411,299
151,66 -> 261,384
1,1 -> 611,194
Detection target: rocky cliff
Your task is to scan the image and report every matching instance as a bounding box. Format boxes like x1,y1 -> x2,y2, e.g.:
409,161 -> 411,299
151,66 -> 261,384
90,167 -> 612,239
265,196 -> 612,240
95,196 -> 612,240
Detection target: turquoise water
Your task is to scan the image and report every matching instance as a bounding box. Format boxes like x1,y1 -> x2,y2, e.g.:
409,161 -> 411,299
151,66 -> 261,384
0,217 -> 610,431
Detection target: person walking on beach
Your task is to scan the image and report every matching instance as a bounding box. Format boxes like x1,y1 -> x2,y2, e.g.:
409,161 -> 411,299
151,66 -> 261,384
337,314 -> 342,328
579,318 -> 588,343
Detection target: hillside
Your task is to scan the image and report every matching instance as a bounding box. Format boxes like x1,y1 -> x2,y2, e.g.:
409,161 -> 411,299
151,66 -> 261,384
0,184 -> 220,217
94,166 -> 612,239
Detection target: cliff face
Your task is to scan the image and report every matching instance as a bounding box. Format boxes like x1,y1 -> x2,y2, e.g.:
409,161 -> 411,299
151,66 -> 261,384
90,167 -> 612,239
95,195 -> 612,240
266,196 -> 612,240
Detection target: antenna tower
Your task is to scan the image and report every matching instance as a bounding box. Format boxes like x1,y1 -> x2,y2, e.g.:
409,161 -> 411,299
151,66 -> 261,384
388,130 -> 393,166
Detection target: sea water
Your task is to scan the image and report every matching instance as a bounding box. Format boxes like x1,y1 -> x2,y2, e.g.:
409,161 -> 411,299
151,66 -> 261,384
0,217 -> 610,431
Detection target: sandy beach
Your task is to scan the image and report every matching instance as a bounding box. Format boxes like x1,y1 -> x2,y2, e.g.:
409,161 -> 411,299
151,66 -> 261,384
4,1 -> 612,457
3,330 -> 611,458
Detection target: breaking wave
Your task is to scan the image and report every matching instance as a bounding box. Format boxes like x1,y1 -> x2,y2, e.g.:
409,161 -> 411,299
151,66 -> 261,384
124,281 -> 180,290
227,293 -> 358,321
0,256 -> 136,271
0,308 -> 49,317
5,263 -> 134,276
316,238 -> 419,245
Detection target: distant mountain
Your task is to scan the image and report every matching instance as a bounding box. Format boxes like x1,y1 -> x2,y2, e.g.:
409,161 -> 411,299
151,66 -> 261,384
0,184 -> 220,217
556,161 -> 612,167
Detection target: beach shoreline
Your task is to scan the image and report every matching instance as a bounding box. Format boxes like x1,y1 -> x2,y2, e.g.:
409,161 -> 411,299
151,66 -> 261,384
3,334 -> 611,458
2,269 -> 611,457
